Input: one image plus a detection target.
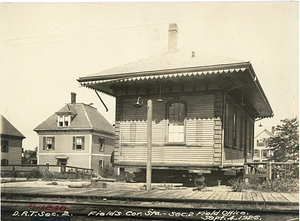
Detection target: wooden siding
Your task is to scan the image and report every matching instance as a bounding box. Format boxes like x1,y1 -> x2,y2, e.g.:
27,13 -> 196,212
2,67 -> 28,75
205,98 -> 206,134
38,154 -> 89,168
91,155 -> 112,174
114,93 -> 217,167
0,138 -> 22,164
38,133 -> 90,154
118,145 -> 214,167
91,133 -> 114,154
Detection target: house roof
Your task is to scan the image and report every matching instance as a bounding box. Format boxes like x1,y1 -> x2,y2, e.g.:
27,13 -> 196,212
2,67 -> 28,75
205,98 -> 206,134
82,48 -> 244,79
34,103 -> 114,135
78,47 -> 273,118
0,114 -> 25,139
255,129 -> 275,139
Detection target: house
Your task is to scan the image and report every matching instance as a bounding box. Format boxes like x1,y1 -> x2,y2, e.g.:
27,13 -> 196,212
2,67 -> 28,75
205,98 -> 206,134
0,114 -> 26,165
34,93 -> 115,174
254,128 -> 275,162
77,23 -> 273,183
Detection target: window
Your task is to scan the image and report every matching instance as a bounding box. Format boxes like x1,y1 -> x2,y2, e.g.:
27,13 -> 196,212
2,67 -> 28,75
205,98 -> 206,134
99,138 -> 105,152
167,101 -> 186,143
58,115 -> 71,127
254,149 -> 260,157
1,159 -> 8,165
1,140 -> 9,152
257,139 -> 266,147
99,160 -> 104,171
73,136 -> 85,150
43,137 -> 55,150
262,150 -> 268,158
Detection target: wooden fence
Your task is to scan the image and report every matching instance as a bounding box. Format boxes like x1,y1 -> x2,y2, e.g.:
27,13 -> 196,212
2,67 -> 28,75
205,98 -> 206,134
244,161 -> 299,181
1,164 -> 93,179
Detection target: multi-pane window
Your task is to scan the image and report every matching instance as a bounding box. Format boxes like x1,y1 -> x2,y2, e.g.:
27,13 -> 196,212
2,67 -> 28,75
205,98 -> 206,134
58,115 -> 70,127
1,159 -> 8,165
254,149 -> 260,157
43,137 -> 55,150
1,140 -> 9,152
167,101 -> 186,143
73,136 -> 85,150
99,138 -> 105,152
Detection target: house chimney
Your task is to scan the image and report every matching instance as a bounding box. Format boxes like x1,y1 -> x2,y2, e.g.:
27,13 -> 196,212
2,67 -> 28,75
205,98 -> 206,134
71,92 -> 76,104
271,126 -> 275,134
168,23 -> 178,53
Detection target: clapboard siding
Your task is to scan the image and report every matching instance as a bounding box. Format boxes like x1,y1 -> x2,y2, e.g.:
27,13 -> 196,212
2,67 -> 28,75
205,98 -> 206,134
186,119 -> 214,144
118,145 -> 214,165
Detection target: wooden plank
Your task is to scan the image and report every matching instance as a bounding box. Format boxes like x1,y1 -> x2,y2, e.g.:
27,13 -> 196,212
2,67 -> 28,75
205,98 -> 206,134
184,191 -> 202,199
207,191 -> 224,201
242,192 -> 253,202
191,191 -> 214,200
223,192 -> 234,201
271,192 -> 289,203
230,192 -> 242,202
280,193 -> 299,204
251,192 -> 264,203
261,192 -> 277,203
215,192 -> 229,202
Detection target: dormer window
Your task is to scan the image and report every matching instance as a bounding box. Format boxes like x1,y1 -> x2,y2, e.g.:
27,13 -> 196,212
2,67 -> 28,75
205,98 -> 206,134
58,115 -> 71,127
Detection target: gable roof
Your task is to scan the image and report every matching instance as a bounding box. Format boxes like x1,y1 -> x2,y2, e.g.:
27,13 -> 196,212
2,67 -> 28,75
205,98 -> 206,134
34,103 -> 114,135
255,129 -> 274,139
0,114 -> 25,139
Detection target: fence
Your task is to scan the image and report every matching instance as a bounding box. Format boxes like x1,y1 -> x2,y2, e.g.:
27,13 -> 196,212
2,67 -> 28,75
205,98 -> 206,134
1,164 -> 94,179
244,161 -> 299,181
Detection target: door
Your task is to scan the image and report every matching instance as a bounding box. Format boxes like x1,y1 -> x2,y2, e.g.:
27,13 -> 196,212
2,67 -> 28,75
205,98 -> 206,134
57,159 -> 67,173
168,102 -> 185,143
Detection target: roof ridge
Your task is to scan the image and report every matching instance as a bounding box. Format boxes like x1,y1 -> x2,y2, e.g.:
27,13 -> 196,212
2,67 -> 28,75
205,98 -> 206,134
81,104 -> 93,128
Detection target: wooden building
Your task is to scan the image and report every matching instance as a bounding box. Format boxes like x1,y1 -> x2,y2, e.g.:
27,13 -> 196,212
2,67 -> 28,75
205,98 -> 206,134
254,128 -> 275,163
78,23 -> 273,183
1,114 -> 25,165
34,93 -> 115,174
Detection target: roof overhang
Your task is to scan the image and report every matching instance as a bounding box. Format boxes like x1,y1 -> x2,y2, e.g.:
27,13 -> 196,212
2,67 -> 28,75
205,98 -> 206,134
78,62 -> 273,119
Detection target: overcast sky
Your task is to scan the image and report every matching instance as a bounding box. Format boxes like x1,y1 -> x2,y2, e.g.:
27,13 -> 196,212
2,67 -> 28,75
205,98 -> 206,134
1,2 -> 298,150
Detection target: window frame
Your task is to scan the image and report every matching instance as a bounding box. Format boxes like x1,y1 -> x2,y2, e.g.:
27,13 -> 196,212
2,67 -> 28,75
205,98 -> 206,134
57,115 -> 71,127
166,100 -> 187,144
99,160 -> 104,171
99,137 -> 105,152
43,137 -> 55,150
1,159 -> 8,165
1,140 -> 9,153
73,136 -> 85,150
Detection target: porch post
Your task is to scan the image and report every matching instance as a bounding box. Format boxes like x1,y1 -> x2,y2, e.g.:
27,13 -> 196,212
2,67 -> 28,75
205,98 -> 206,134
146,100 -> 153,191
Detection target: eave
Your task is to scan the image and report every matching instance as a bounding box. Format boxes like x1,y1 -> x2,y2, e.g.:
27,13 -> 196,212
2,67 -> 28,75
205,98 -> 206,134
78,62 -> 273,119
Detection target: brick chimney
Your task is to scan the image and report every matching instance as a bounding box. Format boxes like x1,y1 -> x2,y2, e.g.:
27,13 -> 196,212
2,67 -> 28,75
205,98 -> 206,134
271,126 -> 275,134
168,23 -> 178,53
71,92 -> 76,104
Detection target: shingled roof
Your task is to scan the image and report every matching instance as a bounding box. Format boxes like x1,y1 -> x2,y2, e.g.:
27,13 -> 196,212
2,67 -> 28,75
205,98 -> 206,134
0,114 -> 25,139
34,103 -> 114,135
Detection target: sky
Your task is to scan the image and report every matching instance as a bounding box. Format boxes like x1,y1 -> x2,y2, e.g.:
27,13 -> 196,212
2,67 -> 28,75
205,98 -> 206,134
0,2 -> 298,150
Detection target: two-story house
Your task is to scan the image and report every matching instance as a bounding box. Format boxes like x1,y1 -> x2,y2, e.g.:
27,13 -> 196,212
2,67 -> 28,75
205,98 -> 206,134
34,93 -> 115,174
254,128 -> 275,162
1,114 -> 26,165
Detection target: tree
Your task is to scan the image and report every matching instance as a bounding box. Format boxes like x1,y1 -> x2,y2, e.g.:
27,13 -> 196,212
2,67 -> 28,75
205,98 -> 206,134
268,117 -> 299,162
